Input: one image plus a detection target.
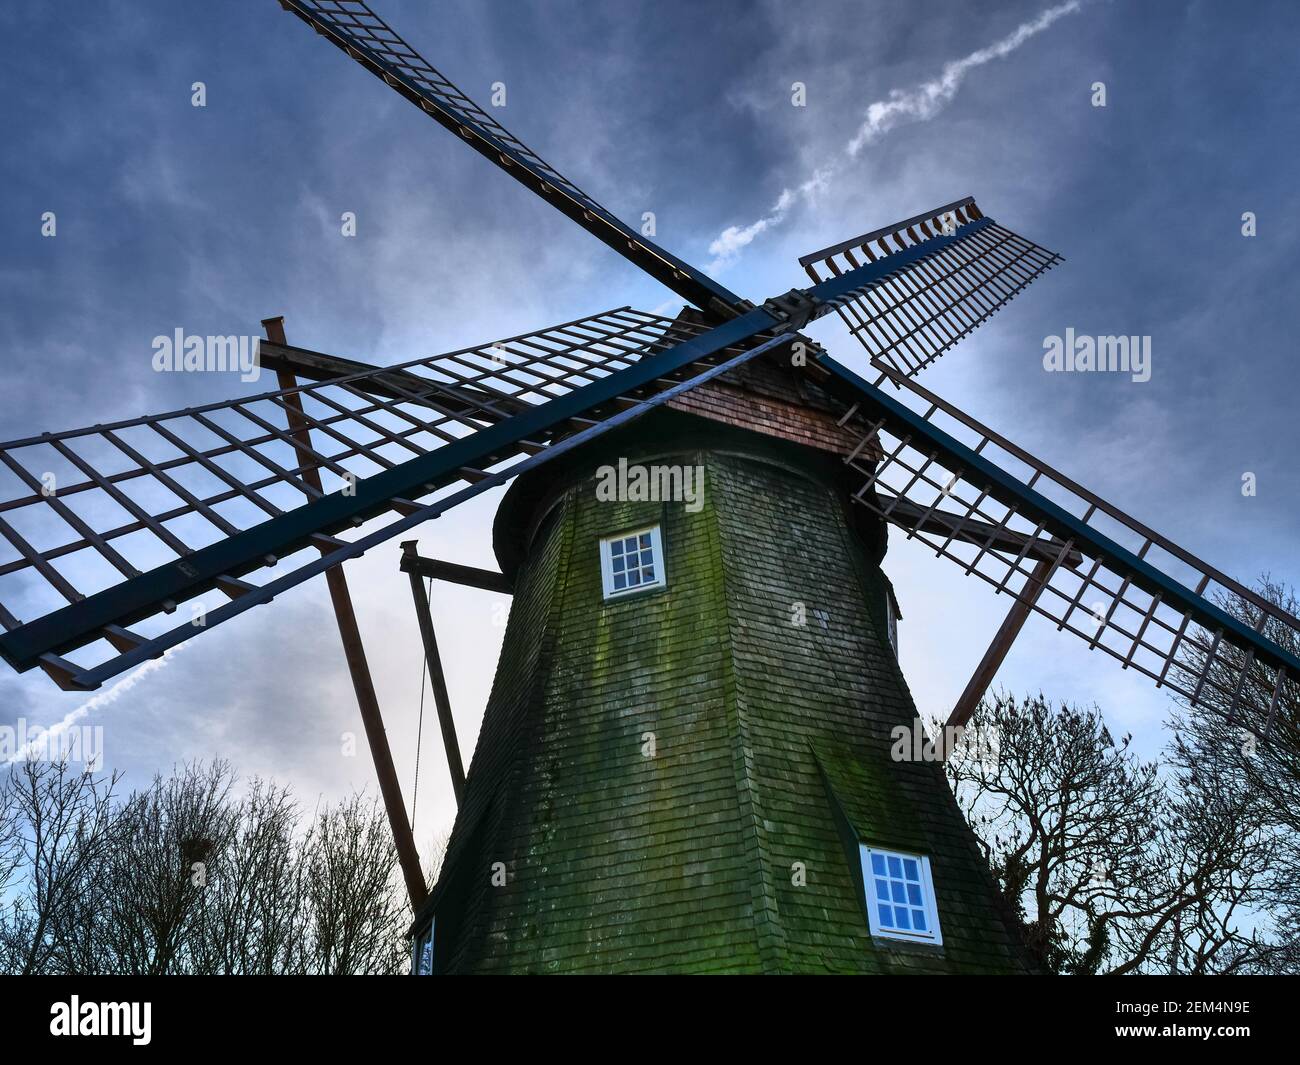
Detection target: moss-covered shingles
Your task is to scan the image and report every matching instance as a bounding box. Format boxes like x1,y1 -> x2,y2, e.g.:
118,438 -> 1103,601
425,496 -> 573,972
466,466 -> 763,973
711,455 -> 1029,973
436,432 -> 1030,973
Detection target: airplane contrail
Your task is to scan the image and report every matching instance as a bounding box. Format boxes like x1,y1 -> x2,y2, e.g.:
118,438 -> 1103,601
707,1 -> 1082,273
3,646 -> 183,765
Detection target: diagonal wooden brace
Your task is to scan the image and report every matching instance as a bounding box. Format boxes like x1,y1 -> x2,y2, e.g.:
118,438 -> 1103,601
263,316 -> 428,911
945,555 -> 1055,735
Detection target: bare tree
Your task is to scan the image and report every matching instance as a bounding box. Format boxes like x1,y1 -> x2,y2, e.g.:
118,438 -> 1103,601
0,773 -> 22,910
300,794 -> 408,975
0,760 -> 119,975
1,760 -> 414,976
1167,578 -> 1300,971
948,693 -> 1274,974
423,828 -> 450,891
79,761 -> 239,974
193,778 -> 306,975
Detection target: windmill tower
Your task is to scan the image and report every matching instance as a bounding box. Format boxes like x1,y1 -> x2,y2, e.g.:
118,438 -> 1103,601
410,353 -> 1043,974
2,0 -> 1297,975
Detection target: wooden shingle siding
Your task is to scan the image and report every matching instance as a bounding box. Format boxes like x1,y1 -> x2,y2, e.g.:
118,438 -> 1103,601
427,412 -> 1031,973
667,379 -> 860,455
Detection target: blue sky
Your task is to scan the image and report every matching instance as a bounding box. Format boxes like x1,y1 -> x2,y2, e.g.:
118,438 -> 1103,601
1,0 -> 1297,854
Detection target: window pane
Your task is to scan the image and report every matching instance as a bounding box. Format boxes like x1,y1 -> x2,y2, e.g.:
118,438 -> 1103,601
414,928 -> 434,975
602,527 -> 665,600
864,848 -> 940,943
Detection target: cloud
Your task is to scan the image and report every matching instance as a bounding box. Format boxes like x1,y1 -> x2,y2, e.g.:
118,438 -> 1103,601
707,169 -> 832,272
846,1 -> 1082,155
706,1 -> 1083,273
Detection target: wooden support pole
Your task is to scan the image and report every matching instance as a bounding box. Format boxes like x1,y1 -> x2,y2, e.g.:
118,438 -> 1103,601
400,541 -> 467,804
946,556 -> 1054,734
261,317 -> 428,911
399,553 -> 512,595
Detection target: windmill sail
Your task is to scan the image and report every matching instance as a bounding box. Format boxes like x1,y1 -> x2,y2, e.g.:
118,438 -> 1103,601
0,215 -> 997,691
0,309 -> 784,690
806,356 -> 1300,738
800,198 -> 1062,379
4,191 -> 1291,742
277,0 -> 747,319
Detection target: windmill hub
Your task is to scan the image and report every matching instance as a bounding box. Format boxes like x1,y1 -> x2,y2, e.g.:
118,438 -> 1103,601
761,287 -> 823,332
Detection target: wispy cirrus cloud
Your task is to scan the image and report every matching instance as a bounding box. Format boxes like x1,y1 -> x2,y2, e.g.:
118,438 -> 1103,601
707,1 -> 1083,273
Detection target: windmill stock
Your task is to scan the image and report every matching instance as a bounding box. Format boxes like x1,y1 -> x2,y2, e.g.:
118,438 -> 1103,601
2,0 -> 1296,972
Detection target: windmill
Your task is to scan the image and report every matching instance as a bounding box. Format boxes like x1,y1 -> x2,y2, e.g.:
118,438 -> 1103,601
2,0 -> 1296,974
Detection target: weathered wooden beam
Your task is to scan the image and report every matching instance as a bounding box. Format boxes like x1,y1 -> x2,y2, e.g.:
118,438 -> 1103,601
400,541 -> 467,804
263,316 -> 428,912
398,552 -> 512,595
945,556 -> 1054,733
886,497 -> 1082,567
258,339 -> 506,417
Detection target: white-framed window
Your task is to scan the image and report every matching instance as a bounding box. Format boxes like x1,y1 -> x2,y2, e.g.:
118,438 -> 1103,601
599,525 -> 665,599
860,846 -> 942,945
411,919 -> 434,975
884,584 -> 900,656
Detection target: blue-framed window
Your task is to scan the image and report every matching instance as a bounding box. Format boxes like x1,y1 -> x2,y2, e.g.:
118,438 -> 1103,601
860,846 -> 942,945
411,919 -> 434,975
